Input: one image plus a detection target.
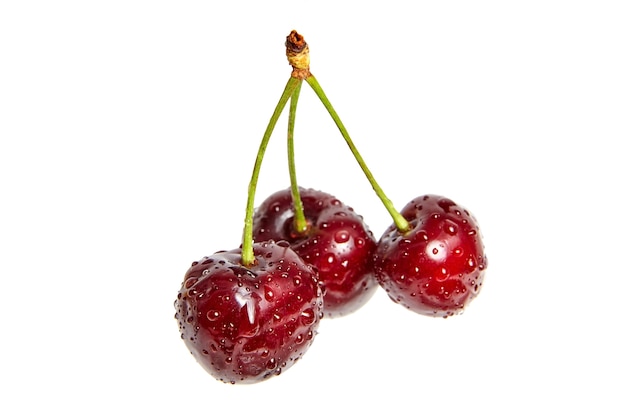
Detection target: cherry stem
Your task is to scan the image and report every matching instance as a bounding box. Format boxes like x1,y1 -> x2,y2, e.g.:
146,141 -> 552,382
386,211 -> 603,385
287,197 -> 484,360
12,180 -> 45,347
305,75 -> 411,233
241,76 -> 303,266
287,81 -> 309,235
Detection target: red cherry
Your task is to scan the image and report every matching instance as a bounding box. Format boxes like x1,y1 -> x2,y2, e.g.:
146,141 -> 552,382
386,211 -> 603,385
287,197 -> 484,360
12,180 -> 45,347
253,188 -> 378,318
174,240 -> 323,384
374,195 -> 487,318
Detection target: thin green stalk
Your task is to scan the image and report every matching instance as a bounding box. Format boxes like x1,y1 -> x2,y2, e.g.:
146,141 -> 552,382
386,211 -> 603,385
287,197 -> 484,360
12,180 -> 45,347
305,75 -> 410,233
287,81 -> 309,235
241,77 -> 302,266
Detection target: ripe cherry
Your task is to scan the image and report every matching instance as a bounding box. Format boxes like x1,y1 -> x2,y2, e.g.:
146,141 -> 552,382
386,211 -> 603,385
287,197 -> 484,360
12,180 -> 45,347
253,188 -> 377,318
374,195 -> 487,318
174,240 -> 323,384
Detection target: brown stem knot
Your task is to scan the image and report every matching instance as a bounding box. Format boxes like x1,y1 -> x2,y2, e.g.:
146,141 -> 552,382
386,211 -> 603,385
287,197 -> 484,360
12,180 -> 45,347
285,30 -> 311,79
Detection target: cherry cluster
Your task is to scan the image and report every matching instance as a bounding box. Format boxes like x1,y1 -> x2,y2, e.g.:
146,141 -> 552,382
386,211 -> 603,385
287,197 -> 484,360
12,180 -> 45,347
174,31 -> 488,384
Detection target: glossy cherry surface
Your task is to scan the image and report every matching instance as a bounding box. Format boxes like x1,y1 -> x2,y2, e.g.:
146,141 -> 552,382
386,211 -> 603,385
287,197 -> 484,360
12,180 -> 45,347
374,195 -> 487,318
174,240 -> 323,384
253,188 -> 377,318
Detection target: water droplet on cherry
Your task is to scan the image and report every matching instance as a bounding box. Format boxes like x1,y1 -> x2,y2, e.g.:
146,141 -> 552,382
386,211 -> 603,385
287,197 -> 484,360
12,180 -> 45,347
444,220 -> 457,235
300,308 -> 316,325
334,230 -> 350,243
319,254 -> 335,271
207,310 -> 220,321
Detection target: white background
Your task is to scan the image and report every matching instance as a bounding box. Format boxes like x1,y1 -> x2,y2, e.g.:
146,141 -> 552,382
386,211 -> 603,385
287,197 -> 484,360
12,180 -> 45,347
1,1 -> 625,415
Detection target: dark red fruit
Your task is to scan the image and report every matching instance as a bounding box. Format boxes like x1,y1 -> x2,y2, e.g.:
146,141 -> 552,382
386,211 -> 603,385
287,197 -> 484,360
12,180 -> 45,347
174,240 -> 323,384
253,188 -> 377,318
374,195 -> 487,318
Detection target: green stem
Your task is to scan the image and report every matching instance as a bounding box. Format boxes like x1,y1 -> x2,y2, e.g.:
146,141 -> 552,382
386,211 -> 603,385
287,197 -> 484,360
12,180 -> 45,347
305,75 -> 410,233
241,77 -> 302,266
287,81 -> 309,235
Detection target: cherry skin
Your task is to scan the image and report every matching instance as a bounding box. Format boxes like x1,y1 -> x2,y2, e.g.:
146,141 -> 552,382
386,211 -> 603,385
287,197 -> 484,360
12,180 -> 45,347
174,240 -> 323,384
374,195 -> 487,318
253,188 -> 378,318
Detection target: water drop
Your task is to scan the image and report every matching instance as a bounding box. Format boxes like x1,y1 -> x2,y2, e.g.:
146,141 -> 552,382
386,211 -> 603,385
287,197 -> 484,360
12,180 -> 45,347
427,241 -> 446,260
355,238 -> 365,248
300,308 -> 316,325
435,267 -> 450,281
319,254 -> 335,271
444,220 -> 457,235
264,286 -> 275,301
334,230 -> 350,243
185,277 -> 198,288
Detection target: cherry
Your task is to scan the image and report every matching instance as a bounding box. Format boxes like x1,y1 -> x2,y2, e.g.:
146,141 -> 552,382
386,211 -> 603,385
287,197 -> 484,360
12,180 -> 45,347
253,187 -> 377,318
374,195 -> 487,318
174,240 -> 323,384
